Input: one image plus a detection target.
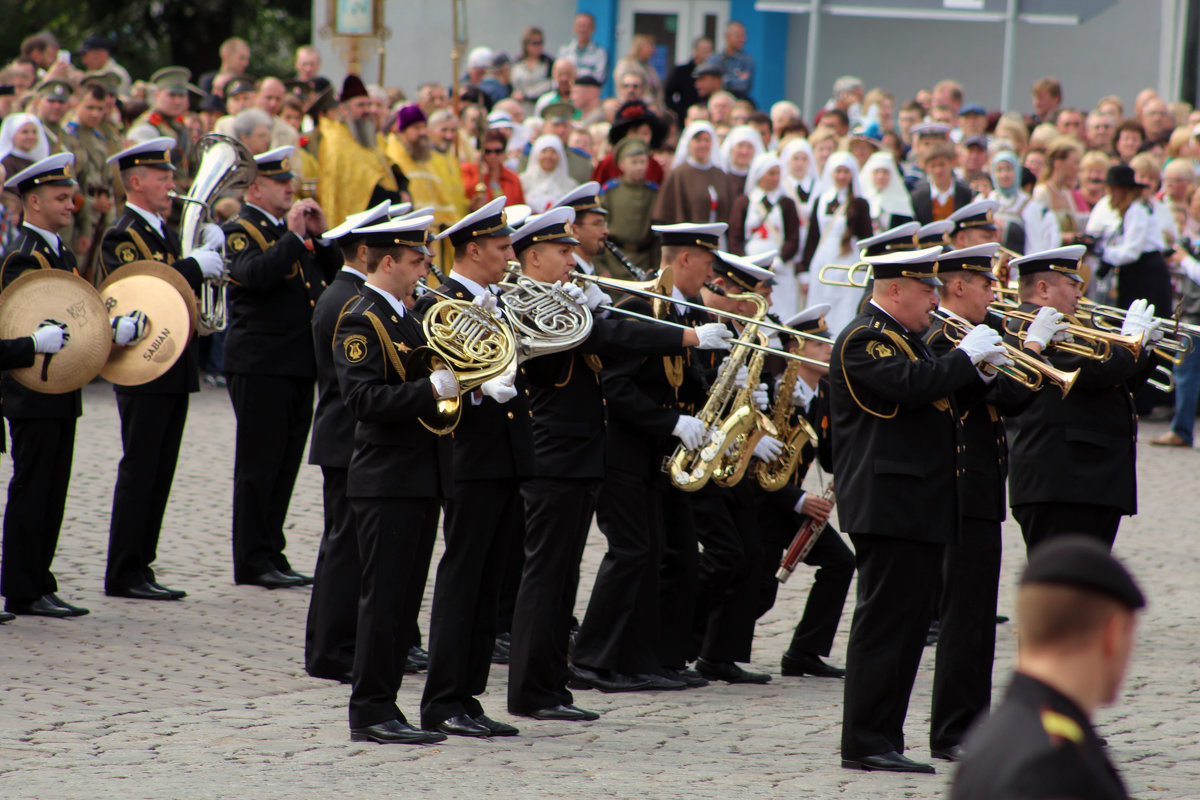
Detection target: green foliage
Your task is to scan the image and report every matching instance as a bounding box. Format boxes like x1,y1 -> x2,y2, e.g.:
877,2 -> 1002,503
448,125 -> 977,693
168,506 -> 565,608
0,0 -> 311,81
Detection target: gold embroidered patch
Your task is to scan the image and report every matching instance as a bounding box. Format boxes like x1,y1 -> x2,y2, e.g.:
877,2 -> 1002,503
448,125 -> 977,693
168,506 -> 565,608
393,341 -> 410,354
344,334 -> 368,363
228,233 -> 248,252
115,242 -> 137,263
866,340 -> 895,360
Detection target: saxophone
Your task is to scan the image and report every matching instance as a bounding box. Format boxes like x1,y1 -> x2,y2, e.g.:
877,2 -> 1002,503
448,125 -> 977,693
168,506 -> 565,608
667,292 -> 768,492
711,327 -> 777,488
754,359 -> 818,492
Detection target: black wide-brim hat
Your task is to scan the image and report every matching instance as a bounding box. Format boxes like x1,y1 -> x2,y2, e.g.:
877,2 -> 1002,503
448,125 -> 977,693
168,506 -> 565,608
1106,164 -> 1148,189
608,100 -> 667,149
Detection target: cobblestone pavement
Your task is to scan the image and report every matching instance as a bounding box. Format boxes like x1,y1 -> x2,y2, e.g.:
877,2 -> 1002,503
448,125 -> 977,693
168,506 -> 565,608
1,382 -> 1199,799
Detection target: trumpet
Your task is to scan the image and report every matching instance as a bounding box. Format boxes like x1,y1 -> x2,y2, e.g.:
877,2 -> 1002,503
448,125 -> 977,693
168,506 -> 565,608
817,261 -> 872,289
931,309 -> 1079,396
1075,297 -> 1195,361
989,301 -> 1143,360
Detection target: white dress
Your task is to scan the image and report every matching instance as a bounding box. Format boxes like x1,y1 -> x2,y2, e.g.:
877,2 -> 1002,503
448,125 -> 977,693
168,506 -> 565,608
805,190 -> 862,336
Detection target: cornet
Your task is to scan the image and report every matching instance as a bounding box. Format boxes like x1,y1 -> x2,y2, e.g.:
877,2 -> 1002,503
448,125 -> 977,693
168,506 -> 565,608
931,310 -> 1079,396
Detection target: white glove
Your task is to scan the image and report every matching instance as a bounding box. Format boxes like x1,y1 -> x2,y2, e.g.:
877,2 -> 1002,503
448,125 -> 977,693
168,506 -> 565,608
555,280 -> 587,308
111,310 -> 148,346
982,349 -> 1015,369
1120,299 -> 1157,342
1024,306 -> 1068,349
753,435 -> 784,462
473,291 -> 500,317
198,222 -> 225,251
31,320 -> 66,354
693,322 -> 733,350
429,368 -> 459,400
790,378 -> 808,408
672,414 -> 706,450
582,281 -> 607,312
734,364 -> 750,389
751,382 -> 769,411
955,324 -> 1006,366
480,371 -> 518,404
192,248 -> 225,280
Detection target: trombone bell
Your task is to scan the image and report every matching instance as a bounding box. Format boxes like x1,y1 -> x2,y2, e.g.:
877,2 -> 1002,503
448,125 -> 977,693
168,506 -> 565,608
817,261 -> 871,289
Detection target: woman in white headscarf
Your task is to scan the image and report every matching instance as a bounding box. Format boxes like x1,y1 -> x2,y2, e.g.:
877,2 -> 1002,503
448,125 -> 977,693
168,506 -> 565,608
861,150 -> 915,233
719,124 -> 765,195
730,152 -> 800,316
0,113 -> 50,178
988,149 -> 1060,254
520,134 -> 576,212
780,138 -> 817,260
653,121 -> 733,230
802,151 -> 875,334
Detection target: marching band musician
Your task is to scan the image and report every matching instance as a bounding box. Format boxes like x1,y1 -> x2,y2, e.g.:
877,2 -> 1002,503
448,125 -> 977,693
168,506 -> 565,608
304,200 -> 393,682
0,154 -> 90,619
753,304 -> 854,680
922,242 -> 1063,762
99,138 -> 225,602
554,182 -> 608,277
505,207 -> 731,720
832,246 -> 1010,774
330,214 -> 449,746
571,222 -> 728,693
1002,245 -> 1160,551
415,197 -> 533,738
221,146 -> 340,589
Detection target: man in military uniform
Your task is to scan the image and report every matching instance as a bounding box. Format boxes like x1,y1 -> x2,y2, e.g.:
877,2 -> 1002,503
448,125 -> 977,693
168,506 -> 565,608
553,182 -> 608,278
132,67 -> 202,180
61,75 -> 120,279
951,536 -> 1143,800
331,214 -> 449,746
832,247 -> 1008,774
99,139 -> 225,600
33,79 -> 72,154
221,146 -> 340,589
304,199 -> 393,681
0,154 -> 99,618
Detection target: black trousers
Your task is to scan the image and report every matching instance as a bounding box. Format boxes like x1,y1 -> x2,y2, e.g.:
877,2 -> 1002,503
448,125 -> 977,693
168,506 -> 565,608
575,466 -> 664,675
693,487 -> 762,663
106,393 -> 188,592
1012,502 -> 1122,553
930,515 -> 1002,750
842,533 -> 944,760
657,480 -> 698,670
420,477 -> 523,728
508,477 -> 598,714
2,418 -> 75,601
494,499 -> 526,637
305,466 -> 361,680
227,375 -> 314,581
347,496 -> 438,729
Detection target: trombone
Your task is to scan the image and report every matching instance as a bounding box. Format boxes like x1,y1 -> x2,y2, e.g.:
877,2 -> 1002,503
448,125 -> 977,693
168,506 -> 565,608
931,309 -> 1079,396
818,261 -> 872,289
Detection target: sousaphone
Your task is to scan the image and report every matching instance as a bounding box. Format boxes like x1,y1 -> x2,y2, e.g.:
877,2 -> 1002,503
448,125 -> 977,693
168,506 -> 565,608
98,260 -> 197,386
0,270 -> 112,393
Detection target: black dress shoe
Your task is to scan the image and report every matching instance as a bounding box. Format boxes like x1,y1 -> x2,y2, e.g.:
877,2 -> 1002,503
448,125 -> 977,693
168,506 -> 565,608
931,744 -> 963,762
925,620 -> 940,647
106,581 -> 178,600
432,714 -> 492,737
780,651 -> 846,678
350,719 -> 447,745
5,596 -> 73,618
525,704 -> 600,721
45,593 -> 89,616
491,638 -> 510,664
841,751 -> 936,774
695,658 -> 772,684
567,665 -> 652,693
995,614 -> 1010,624
408,645 -> 429,668
496,631 -> 512,647
0,610 -> 15,623
661,666 -> 709,688
240,569 -> 305,589
472,714 -> 519,736
632,672 -> 687,690
307,669 -> 353,684
280,568 -> 314,586
149,581 -> 187,599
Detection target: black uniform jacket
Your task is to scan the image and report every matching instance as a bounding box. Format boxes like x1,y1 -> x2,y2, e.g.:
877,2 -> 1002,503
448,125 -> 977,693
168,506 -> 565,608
829,303 -> 980,541
925,310 -> 1033,522
523,315 -> 686,480
99,209 -> 203,394
222,205 -> 341,378
1,227 -> 83,419
309,268 -> 365,469
413,276 -> 534,482
1003,302 -> 1155,514
333,287 -> 453,499
910,179 -> 975,224
599,294 -> 709,477
951,672 -> 1130,800
0,337 -> 34,371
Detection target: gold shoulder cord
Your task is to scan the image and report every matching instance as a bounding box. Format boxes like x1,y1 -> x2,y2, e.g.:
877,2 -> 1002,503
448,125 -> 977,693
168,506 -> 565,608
364,310 -> 406,380
330,295 -> 359,355
841,326 -> 899,419
31,252 -> 50,270
880,328 -> 951,414
125,229 -> 155,259
237,218 -> 298,279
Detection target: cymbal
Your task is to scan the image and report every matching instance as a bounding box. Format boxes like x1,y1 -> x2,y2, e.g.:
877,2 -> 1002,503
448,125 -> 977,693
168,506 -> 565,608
0,270 -> 112,394
101,260 -> 199,337
99,272 -> 192,386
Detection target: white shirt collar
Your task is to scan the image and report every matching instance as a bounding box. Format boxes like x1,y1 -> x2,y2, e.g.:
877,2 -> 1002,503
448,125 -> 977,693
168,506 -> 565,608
247,202 -> 283,227
341,265 -> 368,280
126,202 -> 165,236
363,283 -> 406,318
22,221 -> 60,254
930,182 -> 954,204
869,299 -> 911,332
794,375 -> 817,409
671,285 -> 690,317
447,269 -> 492,298
573,252 -> 594,275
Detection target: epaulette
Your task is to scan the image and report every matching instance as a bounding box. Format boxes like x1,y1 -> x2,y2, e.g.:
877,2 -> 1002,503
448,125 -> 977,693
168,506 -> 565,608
568,147 -> 590,159
63,120 -> 79,135
1040,708 -> 1084,745
644,180 -> 660,191
600,178 -> 619,194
